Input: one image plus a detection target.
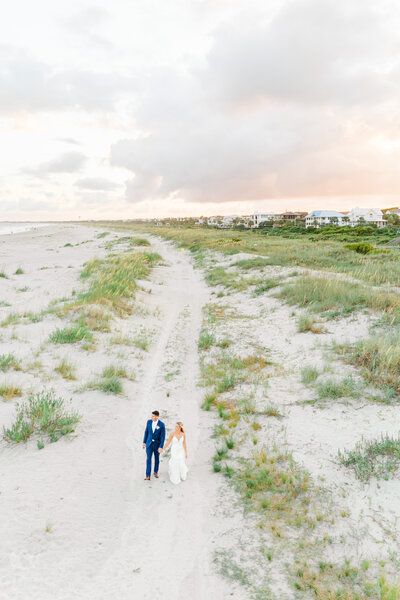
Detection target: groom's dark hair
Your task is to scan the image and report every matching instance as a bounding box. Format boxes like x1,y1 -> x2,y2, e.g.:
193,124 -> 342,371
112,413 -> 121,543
152,410 -> 159,416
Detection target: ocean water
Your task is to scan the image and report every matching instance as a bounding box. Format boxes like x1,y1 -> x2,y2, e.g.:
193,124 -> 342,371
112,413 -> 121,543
0,222 -> 48,236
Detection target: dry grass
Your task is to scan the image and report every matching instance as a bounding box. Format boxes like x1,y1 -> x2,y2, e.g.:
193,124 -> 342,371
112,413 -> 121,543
0,383 -> 22,401
54,358 -> 77,380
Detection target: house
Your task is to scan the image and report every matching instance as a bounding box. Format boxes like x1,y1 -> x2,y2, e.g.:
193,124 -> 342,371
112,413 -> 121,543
305,210 -> 347,228
275,211 -> 308,224
252,212 -> 277,227
348,207 -> 385,227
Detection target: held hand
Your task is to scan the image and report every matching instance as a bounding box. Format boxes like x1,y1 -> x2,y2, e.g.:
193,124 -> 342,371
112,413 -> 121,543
158,447 -> 163,453
142,443 -> 146,449
185,454 -> 188,459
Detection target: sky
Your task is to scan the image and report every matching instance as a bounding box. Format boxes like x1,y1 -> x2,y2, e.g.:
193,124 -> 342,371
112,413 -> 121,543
1,0 -> 400,220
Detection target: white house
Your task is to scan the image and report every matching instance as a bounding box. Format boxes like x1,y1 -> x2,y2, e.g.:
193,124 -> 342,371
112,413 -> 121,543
305,210 -> 347,228
348,207 -> 385,227
252,212 -> 277,227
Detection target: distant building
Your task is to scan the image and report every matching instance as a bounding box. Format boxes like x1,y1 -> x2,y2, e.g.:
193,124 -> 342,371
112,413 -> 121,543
276,211 -> 308,224
252,212 -> 276,227
348,207 -> 385,227
305,210 -> 347,228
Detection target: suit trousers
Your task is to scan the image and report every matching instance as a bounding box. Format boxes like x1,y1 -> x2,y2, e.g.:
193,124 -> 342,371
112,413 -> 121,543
146,442 -> 160,477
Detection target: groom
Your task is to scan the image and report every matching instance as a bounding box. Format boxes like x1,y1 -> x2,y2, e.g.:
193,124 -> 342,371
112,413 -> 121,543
142,410 -> 166,480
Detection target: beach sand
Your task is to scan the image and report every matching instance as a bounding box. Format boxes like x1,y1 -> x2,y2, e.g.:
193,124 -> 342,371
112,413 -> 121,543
0,225 -> 240,600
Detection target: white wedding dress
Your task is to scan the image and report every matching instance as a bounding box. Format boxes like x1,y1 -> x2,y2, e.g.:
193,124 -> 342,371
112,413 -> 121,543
169,436 -> 188,485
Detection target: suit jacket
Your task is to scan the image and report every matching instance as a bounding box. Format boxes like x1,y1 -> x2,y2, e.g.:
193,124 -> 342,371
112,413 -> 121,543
143,419 -> 165,449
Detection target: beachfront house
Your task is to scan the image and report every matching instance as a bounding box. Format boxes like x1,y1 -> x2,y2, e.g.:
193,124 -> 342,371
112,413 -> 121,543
275,211 -> 308,224
305,210 -> 346,228
348,207 -> 385,227
252,212 -> 276,227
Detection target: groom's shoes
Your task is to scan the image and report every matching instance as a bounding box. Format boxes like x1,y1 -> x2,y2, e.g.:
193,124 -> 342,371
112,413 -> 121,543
154,473 -> 159,478
144,477 -> 150,480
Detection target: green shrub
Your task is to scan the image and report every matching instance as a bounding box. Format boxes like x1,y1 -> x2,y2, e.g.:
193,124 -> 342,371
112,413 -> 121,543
345,242 -> 376,255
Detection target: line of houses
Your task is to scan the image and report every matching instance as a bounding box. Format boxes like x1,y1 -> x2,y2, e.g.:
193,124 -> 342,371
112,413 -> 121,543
197,207 -> 399,228
148,207 -> 400,229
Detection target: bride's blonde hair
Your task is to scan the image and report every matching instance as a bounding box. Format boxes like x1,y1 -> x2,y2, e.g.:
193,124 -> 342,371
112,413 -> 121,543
177,421 -> 184,433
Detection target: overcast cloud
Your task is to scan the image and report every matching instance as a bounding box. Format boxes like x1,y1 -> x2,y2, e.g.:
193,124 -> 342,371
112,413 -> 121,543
1,0 -> 400,218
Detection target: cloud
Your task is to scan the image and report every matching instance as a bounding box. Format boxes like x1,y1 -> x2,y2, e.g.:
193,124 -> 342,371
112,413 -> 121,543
110,0 -> 400,204
23,152 -> 87,177
74,177 -> 120,191
57,137 -> 80,145
0,45 -> 134,115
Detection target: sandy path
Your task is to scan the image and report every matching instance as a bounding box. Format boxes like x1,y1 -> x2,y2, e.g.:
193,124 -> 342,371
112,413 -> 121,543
83,237 -> 231,599
0,228 -> 235,600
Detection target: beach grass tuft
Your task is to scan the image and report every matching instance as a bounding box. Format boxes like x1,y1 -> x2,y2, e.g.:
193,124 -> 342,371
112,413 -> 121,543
0,353 -> 21,372
55,358 -> 77,380
3,390 -> 81,444
339,434 -> 400,481
49,324 -> 93,344
0,383 -> 22,401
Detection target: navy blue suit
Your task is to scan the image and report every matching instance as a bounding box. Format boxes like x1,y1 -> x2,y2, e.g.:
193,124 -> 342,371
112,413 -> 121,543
143,419 -> 166,477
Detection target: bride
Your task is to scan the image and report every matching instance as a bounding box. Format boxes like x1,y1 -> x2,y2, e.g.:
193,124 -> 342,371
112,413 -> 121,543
161,422 -> 188,485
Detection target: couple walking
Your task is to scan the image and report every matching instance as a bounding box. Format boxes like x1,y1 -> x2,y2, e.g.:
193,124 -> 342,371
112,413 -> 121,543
142,410 -> 188,484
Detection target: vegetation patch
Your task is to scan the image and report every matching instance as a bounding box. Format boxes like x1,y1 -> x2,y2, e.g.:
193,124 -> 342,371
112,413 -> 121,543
301,366 -> 319,385
316,376 -> 361,400
339,330 -> 400,393
0,383 -> 22,401
77,251 -> 160,316
0,353 -> 21,372
198,330 -> 216,350
50,324 -> 93,344
86,375 -> 123,394
54,358 -> 76,380
339,434 -> 400,481
233,257 -> 271,270
297,313 -> 327,333
3,390 -> 81,444
1,313 -> 20,327
278,276 -> 400,322
253,279 -> 280,296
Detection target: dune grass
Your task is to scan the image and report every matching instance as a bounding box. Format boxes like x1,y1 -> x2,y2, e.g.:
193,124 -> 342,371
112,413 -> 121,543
0,353 -> 21,372
1,313 -> 20,327
133,333 -> 149,351
78,251 -> 160,316
87,375 -> 123,394
339,330 -> 400,393
3,390 -> 81,444
297,313 -> 326,333
278,276 -> 400,322
339,434 -> 400,481
198,330 -> 216,350
102,223 -> 400,287
252,279 -> 280,296
55,358 -> 76,380
14,267 -> 24,275
301,366 -> 319,384
50,324 -> 93,344
201,352 -> 270,392
316,376 -> 361,400
0,383 -> 22,401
